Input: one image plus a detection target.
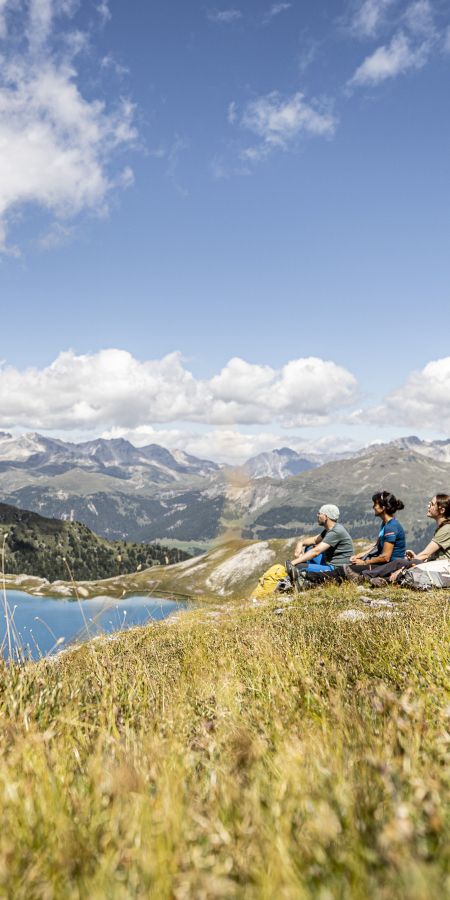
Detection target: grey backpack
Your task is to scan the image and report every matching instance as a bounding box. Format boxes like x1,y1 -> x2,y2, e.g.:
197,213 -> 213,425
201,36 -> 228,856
399,560 -> 450,591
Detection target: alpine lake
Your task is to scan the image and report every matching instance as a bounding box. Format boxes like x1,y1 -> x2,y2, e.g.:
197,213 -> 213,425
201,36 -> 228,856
1,590 -> 193,660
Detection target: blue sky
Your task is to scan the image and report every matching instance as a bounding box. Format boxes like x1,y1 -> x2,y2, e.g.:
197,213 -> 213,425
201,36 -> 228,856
0,0 -> 449,463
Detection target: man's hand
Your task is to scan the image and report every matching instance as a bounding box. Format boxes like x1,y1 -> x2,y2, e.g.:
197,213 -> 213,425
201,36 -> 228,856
405,550 -> 415,559
350,555 -> 366,565
295,538 -> 316,557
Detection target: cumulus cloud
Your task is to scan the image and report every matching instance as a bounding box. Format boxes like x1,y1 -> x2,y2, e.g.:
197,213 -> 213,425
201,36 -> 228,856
0,349 -> 359,432
348,1 -> 438,86
207,9 -> 242,23
262,3 -> 291,25
235,91 -> 336,161
99,426 -> 363,466
348,356 -> 450,432
0,0 -> 136,251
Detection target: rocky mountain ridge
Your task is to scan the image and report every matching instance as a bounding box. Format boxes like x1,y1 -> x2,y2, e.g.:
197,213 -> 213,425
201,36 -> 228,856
0,432 -> 449,549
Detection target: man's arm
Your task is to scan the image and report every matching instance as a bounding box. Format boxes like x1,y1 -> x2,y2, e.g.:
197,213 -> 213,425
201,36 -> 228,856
294,534 -> 322,558
292,540 -> 329,566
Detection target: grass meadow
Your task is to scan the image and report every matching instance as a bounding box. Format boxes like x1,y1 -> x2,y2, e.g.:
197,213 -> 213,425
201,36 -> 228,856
1,585 -> 450,898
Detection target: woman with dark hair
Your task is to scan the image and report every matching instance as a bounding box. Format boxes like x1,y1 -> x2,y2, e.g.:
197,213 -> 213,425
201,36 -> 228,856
299,490 -> 406,588
346,490 -> 406,574
387,493 -> 450,584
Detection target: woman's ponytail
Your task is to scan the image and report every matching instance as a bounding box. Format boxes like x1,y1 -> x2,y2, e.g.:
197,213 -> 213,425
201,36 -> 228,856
372,490 -> 404,515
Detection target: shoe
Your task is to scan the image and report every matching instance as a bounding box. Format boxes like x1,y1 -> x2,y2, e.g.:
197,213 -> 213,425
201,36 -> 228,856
364,575 -> 386,588
285,559 -> 295,584
343,565 -> 365,585
293,568 -> 311,593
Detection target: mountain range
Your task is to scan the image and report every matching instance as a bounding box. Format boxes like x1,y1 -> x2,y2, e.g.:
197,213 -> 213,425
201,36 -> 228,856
0,431 -> 449,550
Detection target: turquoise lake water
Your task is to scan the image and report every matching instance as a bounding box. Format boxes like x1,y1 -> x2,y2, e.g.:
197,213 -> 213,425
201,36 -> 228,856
1,591 -> 191,660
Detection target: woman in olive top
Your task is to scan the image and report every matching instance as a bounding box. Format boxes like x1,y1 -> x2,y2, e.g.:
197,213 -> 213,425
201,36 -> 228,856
388,493 -> 450,583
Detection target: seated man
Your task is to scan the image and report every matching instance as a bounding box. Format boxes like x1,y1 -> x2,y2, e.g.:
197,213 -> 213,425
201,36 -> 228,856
286,504 -> 354,587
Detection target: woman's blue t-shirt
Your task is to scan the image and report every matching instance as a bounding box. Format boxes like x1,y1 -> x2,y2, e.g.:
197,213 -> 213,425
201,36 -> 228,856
378,518 -> 406,559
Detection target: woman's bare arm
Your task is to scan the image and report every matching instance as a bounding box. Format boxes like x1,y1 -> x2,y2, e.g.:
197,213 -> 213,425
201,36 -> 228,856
351,540 -> 394,567
411,539 -> 440,561
349,542 -> 378,564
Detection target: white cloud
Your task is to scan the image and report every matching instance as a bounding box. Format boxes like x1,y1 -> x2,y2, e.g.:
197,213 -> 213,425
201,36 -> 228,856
227,101 -> 237,124
348,356 -> 450,432
0,349 -> 359,433
207,9 -> 242,23
39,221 -> 77,249
348,29 -> 430,84
96,1 -> 111,25
262,3 -> 291,25
349,0 -> 397,38
100,53 -> 129,76
99,426 -> 363,466
403,0 -> 434,36
0,0 -> 136,251
298,39 -> 320,73
348,1 -> 438,87
236,91 -> 336,161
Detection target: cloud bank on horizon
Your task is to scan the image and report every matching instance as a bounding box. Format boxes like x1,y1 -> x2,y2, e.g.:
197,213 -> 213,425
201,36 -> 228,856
0,349 -> 448,463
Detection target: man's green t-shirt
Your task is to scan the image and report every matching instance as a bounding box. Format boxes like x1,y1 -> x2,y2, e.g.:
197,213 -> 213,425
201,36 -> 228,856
320,523 -> 354,567
430,523 -> 450,561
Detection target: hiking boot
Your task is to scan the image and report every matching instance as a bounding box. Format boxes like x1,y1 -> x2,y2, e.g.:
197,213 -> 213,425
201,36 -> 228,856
364,575 -> 386,588
285,559 -> 295,585
343,565 -> 365,585
293,568 -> 312,593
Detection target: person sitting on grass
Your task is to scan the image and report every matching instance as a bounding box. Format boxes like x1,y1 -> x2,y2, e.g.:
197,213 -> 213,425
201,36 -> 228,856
285,504 -> 354,588
301,490 -> 406,588
385,493 -> 450,585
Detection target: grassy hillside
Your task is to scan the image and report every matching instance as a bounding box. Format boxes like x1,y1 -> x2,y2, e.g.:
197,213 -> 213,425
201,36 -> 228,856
0,502 -> 191,584
2,585 -> 450,897
0,536 -> 373,600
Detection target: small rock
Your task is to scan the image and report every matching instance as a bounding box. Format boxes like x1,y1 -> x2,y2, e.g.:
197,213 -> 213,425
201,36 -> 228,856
371,599 -> 394,608
338,609 -> 366,622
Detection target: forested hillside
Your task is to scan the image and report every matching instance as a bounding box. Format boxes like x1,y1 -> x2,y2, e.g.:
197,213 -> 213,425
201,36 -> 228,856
0,502 -> 191,583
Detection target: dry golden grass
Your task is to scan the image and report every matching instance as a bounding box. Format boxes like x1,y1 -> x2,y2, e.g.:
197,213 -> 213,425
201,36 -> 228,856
1,585 -> 450,898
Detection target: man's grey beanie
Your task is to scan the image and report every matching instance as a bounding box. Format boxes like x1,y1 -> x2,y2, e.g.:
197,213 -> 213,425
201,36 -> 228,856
319,504 -> 340,521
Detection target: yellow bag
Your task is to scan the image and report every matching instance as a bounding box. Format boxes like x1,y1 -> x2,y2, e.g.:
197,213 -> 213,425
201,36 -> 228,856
251,564 -> 288,600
